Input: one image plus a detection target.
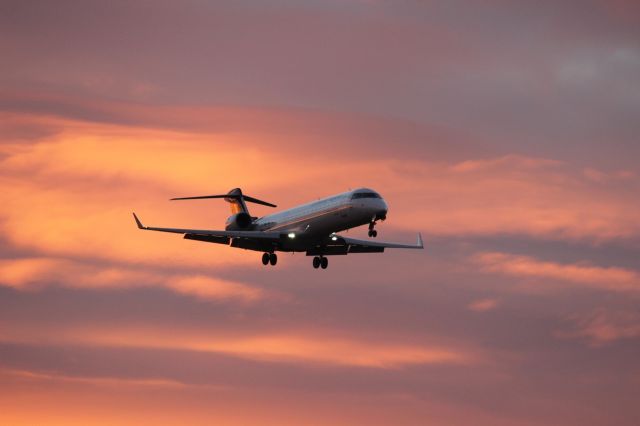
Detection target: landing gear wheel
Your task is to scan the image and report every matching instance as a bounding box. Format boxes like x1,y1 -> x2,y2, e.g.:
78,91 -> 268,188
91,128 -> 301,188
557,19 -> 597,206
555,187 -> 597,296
261,253 -> 270,265
312,256 -> 321,269
269,253 -> 278,266
368,221 -> 378,238
320,257 -> 328,269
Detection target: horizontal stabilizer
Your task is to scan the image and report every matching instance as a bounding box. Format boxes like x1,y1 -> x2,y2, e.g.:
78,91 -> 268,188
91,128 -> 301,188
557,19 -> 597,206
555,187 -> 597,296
170,193 -> 276,207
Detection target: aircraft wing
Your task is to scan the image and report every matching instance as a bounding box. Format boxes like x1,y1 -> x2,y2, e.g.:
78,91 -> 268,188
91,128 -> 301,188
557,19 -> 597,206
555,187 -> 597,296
336,233 -> 424,250
132,213 -> 281,240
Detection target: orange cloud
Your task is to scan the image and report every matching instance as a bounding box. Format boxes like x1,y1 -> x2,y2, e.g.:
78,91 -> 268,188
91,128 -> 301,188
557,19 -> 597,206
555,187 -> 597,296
0,114 -> 382,269
399,154 -> 640,241
1,107 -> 639,285
0,324 -> 476,369
0,366 -> 517,426
468,298 -> 499,312
0,257 -> 263,302
1,368 -> 190,390
450,154 -> 563,173
474,252 -> 640,293
168,275 -> 263,302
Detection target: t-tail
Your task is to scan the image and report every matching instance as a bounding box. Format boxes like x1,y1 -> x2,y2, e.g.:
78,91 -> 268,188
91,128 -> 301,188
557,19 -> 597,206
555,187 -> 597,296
170,188 -> 277,230
224,188 -> 250,215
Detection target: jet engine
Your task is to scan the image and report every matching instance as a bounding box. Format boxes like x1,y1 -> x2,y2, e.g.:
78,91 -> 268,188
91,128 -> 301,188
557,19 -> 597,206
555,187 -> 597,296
225,212 -> 253,230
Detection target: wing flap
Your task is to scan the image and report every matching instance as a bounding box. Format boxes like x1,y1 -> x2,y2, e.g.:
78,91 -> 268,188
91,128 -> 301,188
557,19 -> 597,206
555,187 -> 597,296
338,233 -> 424,250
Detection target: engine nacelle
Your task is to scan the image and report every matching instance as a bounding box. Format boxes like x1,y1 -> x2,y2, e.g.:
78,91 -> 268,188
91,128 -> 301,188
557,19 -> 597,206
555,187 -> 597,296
225,212 -> 253,230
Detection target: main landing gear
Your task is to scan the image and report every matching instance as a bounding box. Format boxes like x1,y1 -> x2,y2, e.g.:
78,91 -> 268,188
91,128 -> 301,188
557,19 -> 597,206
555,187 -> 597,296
312,256 -> 328,269
261,252 -> 277,266
368,221 -> 378,238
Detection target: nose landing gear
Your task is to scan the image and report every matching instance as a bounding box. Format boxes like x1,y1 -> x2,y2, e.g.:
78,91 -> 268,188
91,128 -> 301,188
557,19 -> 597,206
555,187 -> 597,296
262,252 -> 278,266
312,256 -> 328,269
368,221 -> 378,238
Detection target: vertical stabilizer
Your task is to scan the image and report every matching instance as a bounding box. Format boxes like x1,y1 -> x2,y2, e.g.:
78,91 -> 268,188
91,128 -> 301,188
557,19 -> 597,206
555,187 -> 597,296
224,188 -> 249,215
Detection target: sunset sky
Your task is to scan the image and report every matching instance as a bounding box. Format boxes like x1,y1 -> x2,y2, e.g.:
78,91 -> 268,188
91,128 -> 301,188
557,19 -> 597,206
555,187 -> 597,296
1,1 -> 640,424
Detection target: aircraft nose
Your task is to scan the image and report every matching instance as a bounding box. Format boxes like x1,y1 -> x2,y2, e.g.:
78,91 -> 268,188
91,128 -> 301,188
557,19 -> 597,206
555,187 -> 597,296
376,199 -> 388,220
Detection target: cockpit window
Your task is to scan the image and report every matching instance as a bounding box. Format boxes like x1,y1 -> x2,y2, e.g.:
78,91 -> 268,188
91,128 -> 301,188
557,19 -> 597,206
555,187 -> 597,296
351,192 -> 381,199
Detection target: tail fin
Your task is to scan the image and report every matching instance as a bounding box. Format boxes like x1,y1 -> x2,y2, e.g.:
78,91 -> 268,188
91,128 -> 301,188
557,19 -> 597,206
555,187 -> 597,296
225,188 -> 248,214
170,188 -> 277,215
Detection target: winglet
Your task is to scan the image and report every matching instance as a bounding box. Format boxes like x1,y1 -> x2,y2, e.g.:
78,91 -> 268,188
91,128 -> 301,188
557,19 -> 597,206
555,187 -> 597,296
417,233 -> 424,249
132,212 -> 145,229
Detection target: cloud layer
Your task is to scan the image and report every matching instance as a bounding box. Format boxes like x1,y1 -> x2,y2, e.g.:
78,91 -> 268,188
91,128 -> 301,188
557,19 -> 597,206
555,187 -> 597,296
1,1 -> 639,425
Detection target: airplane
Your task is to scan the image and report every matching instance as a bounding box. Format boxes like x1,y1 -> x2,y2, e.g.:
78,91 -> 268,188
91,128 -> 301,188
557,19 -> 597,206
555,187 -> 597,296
133,187 -> 423,269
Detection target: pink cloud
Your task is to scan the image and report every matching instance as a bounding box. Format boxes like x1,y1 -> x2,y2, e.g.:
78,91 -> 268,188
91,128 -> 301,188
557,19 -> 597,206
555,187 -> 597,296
474,252 -> 640,293
468,298 -> 500,312
0,323 -> 478,369
0,368 -> 190,390
556,308 -> 640,346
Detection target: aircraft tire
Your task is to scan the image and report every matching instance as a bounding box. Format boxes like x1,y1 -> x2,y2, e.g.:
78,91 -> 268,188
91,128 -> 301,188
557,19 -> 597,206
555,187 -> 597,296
312,256 -> 321,269
262,253 -> 270,265
320,257 -> 328,269
269,253 -> 278,266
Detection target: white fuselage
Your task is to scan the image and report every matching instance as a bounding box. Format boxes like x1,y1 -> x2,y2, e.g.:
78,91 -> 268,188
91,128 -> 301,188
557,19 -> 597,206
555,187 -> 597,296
253,188 -> 388,237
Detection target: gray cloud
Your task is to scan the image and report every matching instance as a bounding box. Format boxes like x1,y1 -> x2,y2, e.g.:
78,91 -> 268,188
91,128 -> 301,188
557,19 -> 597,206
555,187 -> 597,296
2,1 -> 639,424
2,0 -> 639,169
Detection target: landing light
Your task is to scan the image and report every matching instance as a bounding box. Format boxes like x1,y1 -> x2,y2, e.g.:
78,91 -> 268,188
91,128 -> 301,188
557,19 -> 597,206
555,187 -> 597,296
331,236 -> 338,241
288,232 -> 296,239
